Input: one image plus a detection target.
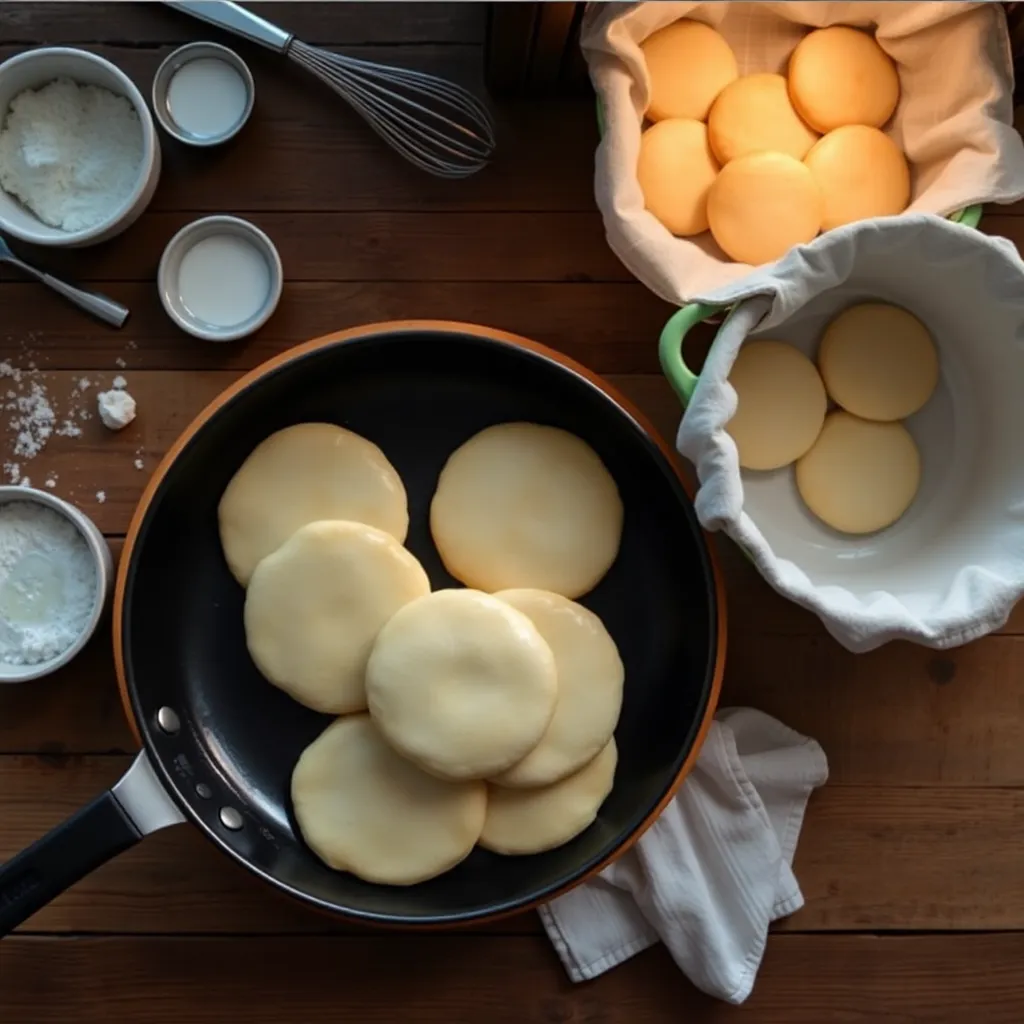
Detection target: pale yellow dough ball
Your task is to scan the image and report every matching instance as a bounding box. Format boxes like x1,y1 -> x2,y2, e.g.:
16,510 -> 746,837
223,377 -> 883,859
642,19 -> 738,122
637,118 -> 720,236
707,151 -> 822,265
804,125 -> 910,231
707,73 -> 820,165
788,26 -> 900,132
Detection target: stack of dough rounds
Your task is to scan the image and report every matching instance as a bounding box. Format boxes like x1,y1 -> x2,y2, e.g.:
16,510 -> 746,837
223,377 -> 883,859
366,589 -> 559,780
491,589 -> 624,788
291,715 -> 487,886
707,73 -> 819,164
481,738 -> 618,854
804,125 -> 909,230
706,152 -> 822,265
636,19 -> 911,260
788,26 -> 900,132
726,340 -> 827,471
818,304 -> 938,421
642,20 -> 738,121
796,411 -> 921,535
637,118 -> 719,236
430,423 -> 623,599
244,520 -> 430,714
219,423 -> 408,586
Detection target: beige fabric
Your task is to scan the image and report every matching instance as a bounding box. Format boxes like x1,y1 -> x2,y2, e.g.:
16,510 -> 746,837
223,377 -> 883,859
582,2 -> 1024,300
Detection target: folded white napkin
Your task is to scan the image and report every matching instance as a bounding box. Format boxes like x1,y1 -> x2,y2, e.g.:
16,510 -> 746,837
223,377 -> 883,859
540,708 -> 828,1004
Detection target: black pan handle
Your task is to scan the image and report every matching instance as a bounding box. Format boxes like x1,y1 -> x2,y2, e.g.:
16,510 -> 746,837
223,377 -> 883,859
0,751 -> 184,936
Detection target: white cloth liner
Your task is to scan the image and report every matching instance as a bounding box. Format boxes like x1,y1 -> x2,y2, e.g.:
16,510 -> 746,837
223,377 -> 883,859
581,1 -> 1024,302
541,708 -> 828,1004
676,214 -> 1024,652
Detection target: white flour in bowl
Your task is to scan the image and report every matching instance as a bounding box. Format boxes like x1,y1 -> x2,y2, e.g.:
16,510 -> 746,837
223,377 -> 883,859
0,501 -> 96,665
0,76 -> 143,232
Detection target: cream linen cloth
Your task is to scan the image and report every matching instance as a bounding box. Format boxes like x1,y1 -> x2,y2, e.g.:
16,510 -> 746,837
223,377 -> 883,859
581,1 -> 1024,301
541,708 -> 827,1004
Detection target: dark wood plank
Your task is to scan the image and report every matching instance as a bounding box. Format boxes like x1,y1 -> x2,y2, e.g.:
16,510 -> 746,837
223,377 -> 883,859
0,284 -> 676,373
3,754 -> 1023,933
4,934 -> 1024,1022
11,212 -> 628,283
0,3 -> 486,45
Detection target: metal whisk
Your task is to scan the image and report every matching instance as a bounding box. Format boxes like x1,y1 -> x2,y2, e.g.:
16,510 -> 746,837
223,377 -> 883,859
164,1 -> 497,179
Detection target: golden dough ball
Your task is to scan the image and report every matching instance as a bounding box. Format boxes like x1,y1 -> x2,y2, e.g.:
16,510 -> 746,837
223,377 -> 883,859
803,125 -> 910,230
707,151 -> 822,265
642,19 -> 738,121
707,73 -> 820,165
637,118 -> 720,237
788,26 -> 900,132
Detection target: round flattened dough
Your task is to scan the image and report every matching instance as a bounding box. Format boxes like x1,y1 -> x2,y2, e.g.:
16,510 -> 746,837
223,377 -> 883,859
245,520 -> 430,714
638,119 -> 719,237
480,738 -> 617,854
218,423 -> 408,586
292,715 -> 486,886
818,304 -> 938,422
788,26 -> 899,132
366,589 -> 558,780
491,589 -> 624,788
707,152 -> 822,265
430,423 -> 623,599
803,126 -> 910,231
796,411 -> 920,535
726,341 -> 827,471
642,19 -> 738,122
707,73 -> 819,165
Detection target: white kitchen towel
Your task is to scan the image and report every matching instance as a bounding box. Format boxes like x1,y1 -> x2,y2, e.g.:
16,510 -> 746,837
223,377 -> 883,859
540,708 -> 828,1004
580,1 -> 1024,302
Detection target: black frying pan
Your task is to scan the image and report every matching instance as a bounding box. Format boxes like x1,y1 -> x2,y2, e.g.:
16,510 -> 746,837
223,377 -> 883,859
0,322 -> 725,934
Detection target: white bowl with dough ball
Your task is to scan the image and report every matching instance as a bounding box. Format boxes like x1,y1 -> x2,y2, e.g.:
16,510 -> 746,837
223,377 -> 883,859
0,47 -> 161,247
662,215 -> 1024,652
0,487 -> 113,683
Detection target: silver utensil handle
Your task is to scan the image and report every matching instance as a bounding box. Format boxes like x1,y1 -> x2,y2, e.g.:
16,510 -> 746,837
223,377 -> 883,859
163,0 -> 292,52
40,273 -> 130,328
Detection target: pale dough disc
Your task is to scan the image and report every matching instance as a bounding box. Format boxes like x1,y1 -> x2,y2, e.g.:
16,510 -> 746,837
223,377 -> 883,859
788,26 -> 899,132
218,423 -> 408,586
491,589 -> 624,788
366,589 -> 558,780
803,125 -> 910,231
818,303 -> 938,421
707,152 -> 822,266
796,411 -> 920,535
245,520 -> 430,714
291,715 -> 486,886
480,738 -> 617,854
638,119 -> 720,237
726,341 -> 827,471
707,73 -> 819,165
642,19 -> 738,122
430,423 -> 624,599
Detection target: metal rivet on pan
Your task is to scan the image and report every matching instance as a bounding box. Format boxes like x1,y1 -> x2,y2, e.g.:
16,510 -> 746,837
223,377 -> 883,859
195,783 -> 212,799
156,707 -> 181,734
219,807 -> 244,830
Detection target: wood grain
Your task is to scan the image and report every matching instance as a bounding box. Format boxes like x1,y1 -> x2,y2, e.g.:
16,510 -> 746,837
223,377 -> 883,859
3,934 -> 1024,1023
2,755 -> 1023,934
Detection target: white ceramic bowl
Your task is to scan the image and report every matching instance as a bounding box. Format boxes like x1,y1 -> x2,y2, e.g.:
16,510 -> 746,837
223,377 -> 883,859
0,487 -> 112,683
0,47 -> 161,247
158,215 -> 284,342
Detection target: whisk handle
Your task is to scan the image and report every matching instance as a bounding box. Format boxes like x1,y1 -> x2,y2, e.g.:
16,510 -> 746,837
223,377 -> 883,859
162,1 -> 292,53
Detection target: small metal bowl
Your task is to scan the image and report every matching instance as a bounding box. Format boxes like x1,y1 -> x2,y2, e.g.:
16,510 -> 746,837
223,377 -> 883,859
0,487 -> 113,684
157,215 -> 284,342
152,42 -> 254,147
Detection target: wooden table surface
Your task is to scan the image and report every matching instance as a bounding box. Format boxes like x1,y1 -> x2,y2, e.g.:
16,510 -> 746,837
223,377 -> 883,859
3,4 -> 1024,1020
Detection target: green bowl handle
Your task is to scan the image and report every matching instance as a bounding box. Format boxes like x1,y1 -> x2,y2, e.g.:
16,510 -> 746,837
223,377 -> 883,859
658,302 -> 723,407
950,205 -> 983,228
